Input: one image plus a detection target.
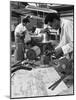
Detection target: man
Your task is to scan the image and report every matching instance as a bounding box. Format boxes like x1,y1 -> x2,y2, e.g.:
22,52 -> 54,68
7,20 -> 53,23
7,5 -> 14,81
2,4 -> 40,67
44,13 -> 73,59
14,16 -> 31,62
44,13 -> 74,92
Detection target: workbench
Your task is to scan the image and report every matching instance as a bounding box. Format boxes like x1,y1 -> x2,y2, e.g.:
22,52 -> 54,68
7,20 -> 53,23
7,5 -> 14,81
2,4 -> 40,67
11,62 -> 73,98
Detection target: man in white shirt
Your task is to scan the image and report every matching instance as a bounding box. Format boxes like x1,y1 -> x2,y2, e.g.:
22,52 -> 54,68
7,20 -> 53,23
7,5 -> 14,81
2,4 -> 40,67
44,13 -> 73,59
14,16 -> 31,62
44,13 -> 74,86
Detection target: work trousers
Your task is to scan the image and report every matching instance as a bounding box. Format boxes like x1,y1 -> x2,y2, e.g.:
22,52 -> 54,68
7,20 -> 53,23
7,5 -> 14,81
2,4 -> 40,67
14,36 -> 25,62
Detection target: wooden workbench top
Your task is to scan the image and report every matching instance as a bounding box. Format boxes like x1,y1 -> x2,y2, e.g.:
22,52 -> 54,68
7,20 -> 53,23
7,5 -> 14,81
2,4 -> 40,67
11,66 -> 68,98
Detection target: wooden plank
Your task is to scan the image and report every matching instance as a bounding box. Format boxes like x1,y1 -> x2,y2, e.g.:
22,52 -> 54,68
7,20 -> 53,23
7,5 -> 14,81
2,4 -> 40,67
11,67 -> 68,98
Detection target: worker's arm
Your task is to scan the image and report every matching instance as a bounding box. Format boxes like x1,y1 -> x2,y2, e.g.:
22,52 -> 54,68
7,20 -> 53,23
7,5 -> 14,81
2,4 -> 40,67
56,20 -> 73,49
55,20 -> 73,58
54,42 -> 73,58
15,31 -> 26,39
15,23 -> 27,37
24,30 -> 31,43
62,42 -> 73,55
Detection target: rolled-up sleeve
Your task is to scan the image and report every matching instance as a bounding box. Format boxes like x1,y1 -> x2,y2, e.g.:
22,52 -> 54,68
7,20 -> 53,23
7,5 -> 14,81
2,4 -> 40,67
62,42 -> 73,55
15,24 -> 26,37
55,20 -> 73,55
62,21 -> 73,54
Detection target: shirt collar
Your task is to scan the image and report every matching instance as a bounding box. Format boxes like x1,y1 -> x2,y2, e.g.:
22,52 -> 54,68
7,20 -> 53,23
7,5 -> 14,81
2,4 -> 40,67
60,18 -> 64,28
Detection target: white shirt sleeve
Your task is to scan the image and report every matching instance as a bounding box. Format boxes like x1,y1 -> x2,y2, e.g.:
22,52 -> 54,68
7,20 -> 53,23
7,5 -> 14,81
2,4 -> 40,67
65,21 -> 73,42
15,23 -> 27,36
34,28 -> 41,34
61,20 -> 73,54
55,26 -> 66,49
24,31 -> 31,43
62,42 -> 73,55
55,20 -> 73,52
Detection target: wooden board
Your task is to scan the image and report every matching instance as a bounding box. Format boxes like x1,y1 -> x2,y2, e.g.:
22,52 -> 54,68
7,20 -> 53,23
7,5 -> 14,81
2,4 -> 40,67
11,67 -> 68,98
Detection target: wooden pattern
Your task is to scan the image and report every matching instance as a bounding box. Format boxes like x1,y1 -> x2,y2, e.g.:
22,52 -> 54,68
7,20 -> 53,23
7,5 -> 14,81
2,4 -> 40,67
11,67 -> 68,98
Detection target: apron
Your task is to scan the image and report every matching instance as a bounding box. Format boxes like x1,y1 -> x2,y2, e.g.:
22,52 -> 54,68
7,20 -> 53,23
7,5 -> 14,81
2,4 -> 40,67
14,35 -> 25,62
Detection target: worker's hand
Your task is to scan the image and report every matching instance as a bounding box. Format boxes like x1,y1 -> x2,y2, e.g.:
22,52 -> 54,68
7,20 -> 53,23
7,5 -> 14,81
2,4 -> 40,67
40,28 -> 50,33
22,31 -> 26,36
58,57 -> 73,75
44,49 -> 55,57
54,47 -> 64,59
40,29 -> 45,33
24,32 -> 31,43
18,31 -> 26,38
44,28 -> 50,33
